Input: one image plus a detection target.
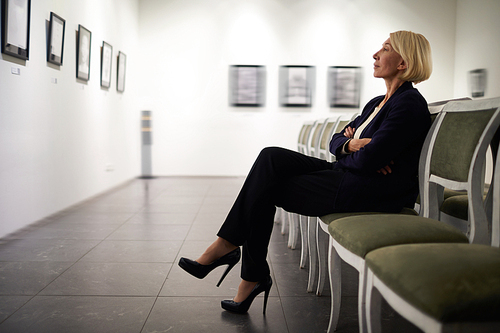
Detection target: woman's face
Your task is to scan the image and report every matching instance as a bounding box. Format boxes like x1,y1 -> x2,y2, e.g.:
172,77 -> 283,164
373,38 -> 405,80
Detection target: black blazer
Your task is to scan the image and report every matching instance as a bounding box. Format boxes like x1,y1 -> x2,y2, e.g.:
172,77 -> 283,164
329,81 -> 431,213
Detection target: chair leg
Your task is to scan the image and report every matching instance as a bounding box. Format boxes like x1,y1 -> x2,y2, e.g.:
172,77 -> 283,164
358,262 -> 368,333
316,219 -> 329,296
281,208 -> 287,235
299,215 -> 308,269
307,216 -> 318,293
288,212 -> 294,248
327,238 -> 342,333
288,213 -> 300,250
365,269 -> 382,333
274,207 -> 281,224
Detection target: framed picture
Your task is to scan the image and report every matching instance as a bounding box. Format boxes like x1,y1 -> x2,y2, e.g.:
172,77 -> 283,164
279,66 -> 316,107
47,12 -> 65,65
469,69 -> 487,98
76,24 -> 91,81
1,0 -> 31,60
228,65 -> 266,107
117,51 -> 126,92
100,41 -> 113,88
328,66 -> 362,108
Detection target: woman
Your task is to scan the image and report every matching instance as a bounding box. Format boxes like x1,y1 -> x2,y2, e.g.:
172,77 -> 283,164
179,30 -> 433,314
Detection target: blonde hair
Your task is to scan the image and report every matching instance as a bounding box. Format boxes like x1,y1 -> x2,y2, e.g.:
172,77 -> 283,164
390,31 -> 432,84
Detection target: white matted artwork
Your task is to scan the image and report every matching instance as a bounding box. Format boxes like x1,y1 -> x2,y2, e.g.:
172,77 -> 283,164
279,66 -> 315,107
117,51 -> 126,92
327,66 -> 362,108
469,69 -> 487,98
76,24 -> 92,81
1,0 -> 31,60
47,12 -> 65,65
228,65 -> 266,107
100,41 -> 113,88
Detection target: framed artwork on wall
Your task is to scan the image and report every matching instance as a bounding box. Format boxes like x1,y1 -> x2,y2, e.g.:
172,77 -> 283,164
327,66 -> 362,108
47,12 -> 65,65
1,0 -> 31,60
117,51 -> 126,92
100,41 -> 113,88
469,68 -> 487,98
279,65 -> 316,107
228,65 -> 266,107
76,24 -> 91,81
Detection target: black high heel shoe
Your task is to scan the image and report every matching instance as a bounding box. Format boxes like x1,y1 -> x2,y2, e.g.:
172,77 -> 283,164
178,247 -> 241,287
221,275 -> 272,315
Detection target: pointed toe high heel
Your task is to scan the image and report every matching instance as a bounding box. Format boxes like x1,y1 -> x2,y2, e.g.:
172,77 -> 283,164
221,275 -> 272,315
178,247 -> 241,287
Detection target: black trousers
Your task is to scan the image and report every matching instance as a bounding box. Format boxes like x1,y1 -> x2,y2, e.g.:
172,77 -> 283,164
217,147 -> 345,282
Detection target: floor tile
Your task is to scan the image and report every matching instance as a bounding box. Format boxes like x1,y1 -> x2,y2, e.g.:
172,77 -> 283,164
106,224 -> 190,241
126,212 -> 197,225
50,212 -> 134,225
0,296 -> 155,333
80,240 -> 182,263
0,239 -> 100,262
281,296 -> 331,333
0,296 -> 31,322
40,262 -> 171,296
142,296 -> 288,333
9,222 -> 119,240
0,262 -> 73,295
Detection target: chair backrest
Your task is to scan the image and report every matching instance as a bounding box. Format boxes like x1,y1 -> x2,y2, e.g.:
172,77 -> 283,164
297,121 -> 315,154
308,119 -> 326,157
492,141 -> 500,247
419,97 -> 500,244
317,116 -> 340,161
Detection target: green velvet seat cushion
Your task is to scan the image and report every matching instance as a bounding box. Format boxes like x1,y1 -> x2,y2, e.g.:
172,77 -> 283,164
327,214 -> 468,258
416,188 -> 466,205
365,243 -> 500,322
319,207 -> 417,226
441,194 -> 468,220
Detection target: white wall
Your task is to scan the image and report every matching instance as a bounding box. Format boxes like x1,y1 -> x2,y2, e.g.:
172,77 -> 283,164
137,0 -> 458,176
0,0 -> 140,238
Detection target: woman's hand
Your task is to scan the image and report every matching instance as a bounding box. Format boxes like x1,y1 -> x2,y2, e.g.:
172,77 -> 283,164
344,126 -> 355,139
377,161 -> 394,175
344,126 -> 372,153
347,138 -> 372,153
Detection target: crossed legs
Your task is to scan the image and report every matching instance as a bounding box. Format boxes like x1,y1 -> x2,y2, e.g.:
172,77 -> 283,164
199,147 -> 344,302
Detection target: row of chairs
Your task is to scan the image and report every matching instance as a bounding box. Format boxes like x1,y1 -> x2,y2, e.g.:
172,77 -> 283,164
277,97 -> 500,332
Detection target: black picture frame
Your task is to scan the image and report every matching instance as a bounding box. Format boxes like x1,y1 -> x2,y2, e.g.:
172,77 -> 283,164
76,24 -> 91,81
117,51 -> 126,92
279,65 -> 316,107
1,0 -> 31,60
228,65 -> 266,107
47,12 -> 65,65
469,68 -> 487,98
100,41 -> 113,88
327,66 -> 362,108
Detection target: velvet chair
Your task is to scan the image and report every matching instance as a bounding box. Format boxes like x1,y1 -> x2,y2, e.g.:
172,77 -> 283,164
365,130 -> 500,332
322,97 -> 500,332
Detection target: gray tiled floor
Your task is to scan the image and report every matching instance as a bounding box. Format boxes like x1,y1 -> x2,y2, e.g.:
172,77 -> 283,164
0,177 -> 420,332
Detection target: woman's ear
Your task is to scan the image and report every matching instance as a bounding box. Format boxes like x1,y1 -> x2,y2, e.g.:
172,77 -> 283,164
397,60 -> 407,70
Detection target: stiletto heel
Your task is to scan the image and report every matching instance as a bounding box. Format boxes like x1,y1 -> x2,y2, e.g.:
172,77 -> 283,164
216,261 -> 237,287
263,284 -> 270,315
178,247 -> 241,287
221,275 -> 273,314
